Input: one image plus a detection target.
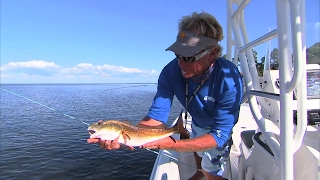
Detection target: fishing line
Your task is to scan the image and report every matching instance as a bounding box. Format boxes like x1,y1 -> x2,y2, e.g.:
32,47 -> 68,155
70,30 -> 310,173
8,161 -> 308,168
0,88 -> 90,126
1,86 -> 199,171
144,148 -> 201,171
1,88 -> 9,108
0,85 -> 152,125
0,90 -> 9,120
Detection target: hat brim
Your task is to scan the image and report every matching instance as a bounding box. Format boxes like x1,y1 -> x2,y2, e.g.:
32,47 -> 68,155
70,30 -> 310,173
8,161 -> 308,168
166,41 -> 207,57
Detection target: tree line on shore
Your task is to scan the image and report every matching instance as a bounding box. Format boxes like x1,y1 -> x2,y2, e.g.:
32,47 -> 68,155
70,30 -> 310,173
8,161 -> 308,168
223,42 -> 320,76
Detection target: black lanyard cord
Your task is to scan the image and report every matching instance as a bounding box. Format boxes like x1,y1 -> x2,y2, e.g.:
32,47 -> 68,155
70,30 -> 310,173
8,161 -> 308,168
184,78 -> 207,126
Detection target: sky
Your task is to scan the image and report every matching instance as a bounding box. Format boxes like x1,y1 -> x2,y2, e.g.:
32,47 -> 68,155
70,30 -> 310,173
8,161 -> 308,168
1,0 -> 319,84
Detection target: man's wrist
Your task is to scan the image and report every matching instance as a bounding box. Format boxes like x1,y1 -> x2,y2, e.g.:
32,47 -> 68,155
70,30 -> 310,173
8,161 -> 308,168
137,116 -> 166,128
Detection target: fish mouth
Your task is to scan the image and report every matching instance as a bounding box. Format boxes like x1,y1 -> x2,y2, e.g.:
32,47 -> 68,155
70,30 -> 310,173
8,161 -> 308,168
88,130 -> 96,135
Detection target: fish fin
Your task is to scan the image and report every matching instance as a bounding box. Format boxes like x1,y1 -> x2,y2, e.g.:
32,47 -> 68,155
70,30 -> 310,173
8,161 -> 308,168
122,119 -> 132,125
121,131 -> 131,144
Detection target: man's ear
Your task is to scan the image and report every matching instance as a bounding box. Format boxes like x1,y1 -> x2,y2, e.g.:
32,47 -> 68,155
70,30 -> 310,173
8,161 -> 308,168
209,47 -> 217,58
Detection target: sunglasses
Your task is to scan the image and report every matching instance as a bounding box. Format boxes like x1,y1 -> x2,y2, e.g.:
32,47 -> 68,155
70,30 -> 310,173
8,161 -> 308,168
175,49 -> 210,63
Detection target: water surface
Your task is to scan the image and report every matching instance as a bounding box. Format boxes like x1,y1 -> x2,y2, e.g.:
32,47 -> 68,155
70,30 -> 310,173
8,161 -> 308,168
0,84 -> 183,180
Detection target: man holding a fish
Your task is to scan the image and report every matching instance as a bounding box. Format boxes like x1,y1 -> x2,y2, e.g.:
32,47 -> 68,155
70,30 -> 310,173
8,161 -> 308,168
88,11 -> 243,180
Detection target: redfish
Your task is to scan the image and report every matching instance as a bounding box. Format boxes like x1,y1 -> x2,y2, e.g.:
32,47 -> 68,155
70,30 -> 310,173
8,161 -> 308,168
88,120 -> 185,147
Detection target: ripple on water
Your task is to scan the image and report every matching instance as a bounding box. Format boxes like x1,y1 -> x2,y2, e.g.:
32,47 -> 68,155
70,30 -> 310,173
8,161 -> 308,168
0,84 -> 182,179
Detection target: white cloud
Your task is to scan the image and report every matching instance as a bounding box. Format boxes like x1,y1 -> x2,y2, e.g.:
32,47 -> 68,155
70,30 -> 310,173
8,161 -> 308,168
97,64 -> 142,73
61,66 -> 85,74
0,60 -> 159,83
61,63 -> 156,76
0,60 -> 60,71
21,73 -> 34,78
101,73 -> 112,77
0,73 -> 15,78
77,63 -> 94,68
65,75 -> 75,79
79,75 -> 91,79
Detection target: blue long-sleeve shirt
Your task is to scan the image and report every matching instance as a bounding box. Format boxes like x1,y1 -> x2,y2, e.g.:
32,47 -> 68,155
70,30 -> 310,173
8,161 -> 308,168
147,57 -> 243,148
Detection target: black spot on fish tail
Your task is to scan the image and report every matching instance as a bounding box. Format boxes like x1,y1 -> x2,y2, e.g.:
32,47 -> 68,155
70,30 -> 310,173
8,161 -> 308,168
180,130 -> 190,139
172,115 -> 185,132
172,122 -> 190,139
178,127 -> 190,139
173,116 -> 190,139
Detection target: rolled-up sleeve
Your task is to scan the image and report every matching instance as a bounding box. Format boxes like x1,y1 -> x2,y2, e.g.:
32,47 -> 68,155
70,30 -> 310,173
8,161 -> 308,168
209,84 -> 242,148
147,69 -> 174,124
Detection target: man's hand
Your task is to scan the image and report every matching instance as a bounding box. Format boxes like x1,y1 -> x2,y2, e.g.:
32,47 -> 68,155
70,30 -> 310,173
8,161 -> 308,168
87,138 -> 121,150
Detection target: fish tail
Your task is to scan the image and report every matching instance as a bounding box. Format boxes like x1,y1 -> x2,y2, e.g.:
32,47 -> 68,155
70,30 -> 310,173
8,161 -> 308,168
171,118 -> 180,133
172,125 -> 180,134
172,118 -> 190,139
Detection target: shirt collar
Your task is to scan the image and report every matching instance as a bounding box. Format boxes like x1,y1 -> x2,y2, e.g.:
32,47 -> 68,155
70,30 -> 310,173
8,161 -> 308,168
191,65 -> 214,82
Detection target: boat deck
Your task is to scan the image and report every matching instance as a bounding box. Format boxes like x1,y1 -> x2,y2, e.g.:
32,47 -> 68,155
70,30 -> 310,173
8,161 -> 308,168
149,104 -> 257,180
177,103 -> 256,180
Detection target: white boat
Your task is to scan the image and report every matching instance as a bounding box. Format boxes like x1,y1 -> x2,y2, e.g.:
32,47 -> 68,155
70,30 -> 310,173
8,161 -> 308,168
149,0 -> 320,179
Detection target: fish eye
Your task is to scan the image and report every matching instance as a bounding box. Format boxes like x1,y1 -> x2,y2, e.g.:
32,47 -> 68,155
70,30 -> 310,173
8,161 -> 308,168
88,130 -> 96,134
98,122 -> 102,125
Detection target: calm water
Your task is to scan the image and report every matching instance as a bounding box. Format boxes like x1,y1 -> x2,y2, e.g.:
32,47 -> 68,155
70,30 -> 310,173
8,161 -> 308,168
0,84 -> 183,180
